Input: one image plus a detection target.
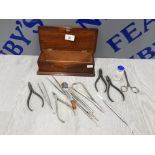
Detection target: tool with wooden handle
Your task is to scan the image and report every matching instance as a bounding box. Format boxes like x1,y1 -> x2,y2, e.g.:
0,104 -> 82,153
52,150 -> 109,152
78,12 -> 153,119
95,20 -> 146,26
61,82 -> 77,110
70,100 -> 77,110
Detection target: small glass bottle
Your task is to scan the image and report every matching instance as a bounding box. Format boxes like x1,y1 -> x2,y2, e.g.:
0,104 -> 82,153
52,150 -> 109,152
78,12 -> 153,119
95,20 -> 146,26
113,65 -> 125,81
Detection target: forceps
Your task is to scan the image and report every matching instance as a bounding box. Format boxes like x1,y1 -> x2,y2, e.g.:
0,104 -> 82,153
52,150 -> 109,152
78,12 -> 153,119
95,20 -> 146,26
121,70 -> 139,94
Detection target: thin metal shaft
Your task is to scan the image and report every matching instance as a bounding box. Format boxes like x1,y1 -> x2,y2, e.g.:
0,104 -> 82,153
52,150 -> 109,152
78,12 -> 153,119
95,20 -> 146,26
52,76 -> 65,93
47,78 -> 64,94
124,70 -> 130,87
71,92 -> 98,121
38,83 -> 49,104
72,88 -> 104,113
70,91 -> 94,114
102,99 -> 128,126
72,82 -> 95,102
57,98 -> 71,108
38,82 -> 53,110
72,82 -> 104,113
52,92 -> 74,112
75,100 -> 98,122
55,99 -> 65,123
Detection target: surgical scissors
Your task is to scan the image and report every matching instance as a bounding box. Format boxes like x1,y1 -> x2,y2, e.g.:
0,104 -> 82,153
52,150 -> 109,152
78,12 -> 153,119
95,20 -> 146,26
121,70 -> 139,94
27,82 -> 44,111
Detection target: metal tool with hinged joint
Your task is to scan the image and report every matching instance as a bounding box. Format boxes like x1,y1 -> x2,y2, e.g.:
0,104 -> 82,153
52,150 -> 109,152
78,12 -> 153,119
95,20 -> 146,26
121,70 -> 139,93
52,92 -> 74,123
95,68 -> 125,102
27,82 -> 44,111
47,76 -> 98,123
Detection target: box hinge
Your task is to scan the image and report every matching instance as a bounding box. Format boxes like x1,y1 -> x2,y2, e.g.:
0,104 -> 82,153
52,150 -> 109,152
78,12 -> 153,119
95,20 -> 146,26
65,27 -> 72,33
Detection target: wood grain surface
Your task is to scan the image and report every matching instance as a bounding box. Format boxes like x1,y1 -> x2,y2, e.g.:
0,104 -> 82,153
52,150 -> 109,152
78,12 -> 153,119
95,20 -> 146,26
0,55 -> 155,135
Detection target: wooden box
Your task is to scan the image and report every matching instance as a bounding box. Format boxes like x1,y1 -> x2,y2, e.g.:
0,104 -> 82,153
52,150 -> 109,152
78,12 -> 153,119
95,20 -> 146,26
37,26 -> 98,76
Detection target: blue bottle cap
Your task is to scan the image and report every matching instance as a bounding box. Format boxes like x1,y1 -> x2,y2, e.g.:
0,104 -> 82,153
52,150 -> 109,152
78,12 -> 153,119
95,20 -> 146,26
117,65 -> 125,71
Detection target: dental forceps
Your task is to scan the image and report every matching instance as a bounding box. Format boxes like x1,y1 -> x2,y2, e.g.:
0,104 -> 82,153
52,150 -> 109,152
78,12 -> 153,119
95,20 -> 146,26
106,76 -> 125,102
52,92 -> 73,123
95,68 -> 107,92
27,82 -> 44,111
121,70 -> 139,94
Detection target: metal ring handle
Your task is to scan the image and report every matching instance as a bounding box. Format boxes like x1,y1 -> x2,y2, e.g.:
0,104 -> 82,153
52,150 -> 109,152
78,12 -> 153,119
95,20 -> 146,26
130,87 -> 139,94
121,86 -> 128,92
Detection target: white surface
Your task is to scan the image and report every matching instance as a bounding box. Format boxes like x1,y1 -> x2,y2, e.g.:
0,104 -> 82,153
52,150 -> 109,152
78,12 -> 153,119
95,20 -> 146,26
0,55 -> 155,135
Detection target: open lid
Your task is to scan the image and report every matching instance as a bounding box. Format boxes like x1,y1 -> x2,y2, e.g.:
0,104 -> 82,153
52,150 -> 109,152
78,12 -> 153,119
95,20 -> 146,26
38,26 -> 98,54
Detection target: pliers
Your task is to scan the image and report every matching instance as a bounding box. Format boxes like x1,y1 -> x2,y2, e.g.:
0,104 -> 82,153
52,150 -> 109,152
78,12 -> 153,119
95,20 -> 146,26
106,76 -> 125,102
52,92 -> 73,123
27,82 -> 44,111
95,68 -> 107,92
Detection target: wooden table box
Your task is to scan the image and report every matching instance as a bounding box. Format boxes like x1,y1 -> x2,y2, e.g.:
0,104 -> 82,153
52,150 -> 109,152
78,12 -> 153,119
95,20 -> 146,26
37,26 -> 98,76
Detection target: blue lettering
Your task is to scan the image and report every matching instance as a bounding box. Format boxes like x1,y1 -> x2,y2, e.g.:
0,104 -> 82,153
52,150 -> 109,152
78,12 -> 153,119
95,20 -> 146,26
3,40 -> 23,55
137,47 -> 155,59
76,19 -> 102,28
106,34 -> 122,53
144,19 -> 155,33
22,19 -> 44,33
121,22 -> 142,43
10,26 -> 31,45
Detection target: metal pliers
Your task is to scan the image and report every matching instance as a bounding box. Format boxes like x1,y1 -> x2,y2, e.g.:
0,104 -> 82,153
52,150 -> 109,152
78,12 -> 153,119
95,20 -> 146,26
27,82 -> 44,111
52,92 -> 73,123
106,76 -> 125,102
95,68 -> 107,92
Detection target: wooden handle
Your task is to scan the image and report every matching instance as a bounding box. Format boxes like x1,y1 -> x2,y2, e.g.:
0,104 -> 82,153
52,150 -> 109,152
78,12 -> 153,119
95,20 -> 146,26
71,100 -> 77,110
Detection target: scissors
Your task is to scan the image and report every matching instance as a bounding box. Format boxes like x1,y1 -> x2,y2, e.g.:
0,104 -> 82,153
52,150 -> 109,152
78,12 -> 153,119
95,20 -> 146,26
121,70 -> 139,94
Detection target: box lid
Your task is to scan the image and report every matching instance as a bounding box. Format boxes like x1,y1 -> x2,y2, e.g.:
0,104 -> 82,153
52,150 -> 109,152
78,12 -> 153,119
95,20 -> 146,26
38,26 -> 98,54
